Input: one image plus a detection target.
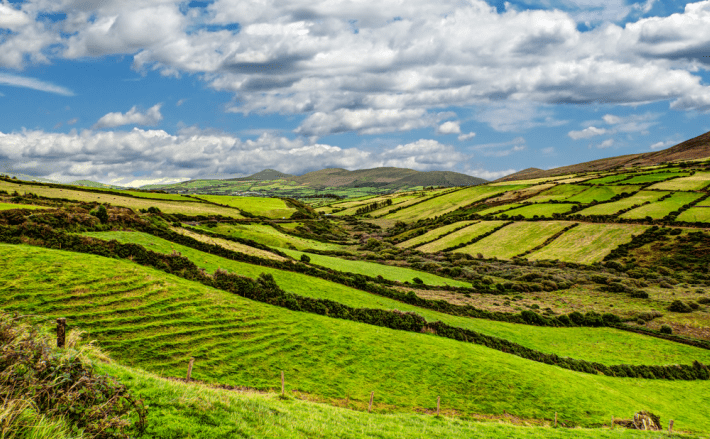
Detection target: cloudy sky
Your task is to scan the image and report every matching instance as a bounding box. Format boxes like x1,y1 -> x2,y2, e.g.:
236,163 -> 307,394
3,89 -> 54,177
1,0 -> 710,186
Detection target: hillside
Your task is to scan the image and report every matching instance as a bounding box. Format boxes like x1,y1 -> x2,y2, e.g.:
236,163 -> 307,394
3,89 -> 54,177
229,168 -> 295,181
288,167 -> 486,188
496,129 -> 710,182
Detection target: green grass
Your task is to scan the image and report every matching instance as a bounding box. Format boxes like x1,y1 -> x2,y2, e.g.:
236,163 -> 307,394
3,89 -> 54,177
280,249 -> 471,287
0,201 -> 49,210
576,191 -> 668,216
3,244 -> 710,432
385,185 -> 527,222
80,187 -> 198,201
619,172 -> 689,185
676,207 -> 710,223
455,221 -> 573,259
0,180 -> 244,218
648,172 -> 710,191
527,223 -> 648,264
193,223 -> 344,251
396,221 -> 477,248
417,221 -> 508,253
565,185 -> 641,203
494,203 -> 575,219
193,195 -> 297,218
525,185 -> 588,202
475,203 -> 524,216
620,192 -> 704,219
104,361 -> 705,438
582,174 -> 634,185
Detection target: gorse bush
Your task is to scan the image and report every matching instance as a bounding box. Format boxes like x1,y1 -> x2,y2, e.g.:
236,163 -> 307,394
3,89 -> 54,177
0,313 -> 146,439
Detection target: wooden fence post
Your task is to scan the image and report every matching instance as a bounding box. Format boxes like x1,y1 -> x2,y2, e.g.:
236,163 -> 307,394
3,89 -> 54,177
281,370 -> 285,397
368,391 -> 374,413
436,396 -> 440,416
669,419 -> 674,434
186,357 -> 195,381
56,318 -> 66,348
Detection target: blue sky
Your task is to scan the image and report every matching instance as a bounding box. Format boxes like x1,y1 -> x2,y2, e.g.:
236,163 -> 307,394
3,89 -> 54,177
1,0 -> 710,186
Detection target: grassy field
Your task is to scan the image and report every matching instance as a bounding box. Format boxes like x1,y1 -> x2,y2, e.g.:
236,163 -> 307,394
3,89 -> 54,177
78,187 -> 198,201
192,223 -> 344,251
104,361 -> 707,438
489,175 -> 577,186
385,185 -> 527,222
455,221 -> 573,259
565,185 -> 641,203
620,192 -> 704,219
280,249 -> 471,287
494,203 -> 575,218
3,244 -> 710,432
0,180 -> 245,218
396,221 -> 477,248
417,221 -> 508,253
619,172 -> 689,185
193,195 -> 297,218
0,201 -> 49,210
648,172 -> 710,191
676,207 -> 710,223
575,191 -> 668,216
524,185 -> 588,202
475,203 -> 524,216
582,174 -> 634,185
527,224 -> 648,264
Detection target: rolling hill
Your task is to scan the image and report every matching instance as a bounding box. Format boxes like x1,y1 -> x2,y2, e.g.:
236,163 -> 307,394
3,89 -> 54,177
287,167 -> 487,188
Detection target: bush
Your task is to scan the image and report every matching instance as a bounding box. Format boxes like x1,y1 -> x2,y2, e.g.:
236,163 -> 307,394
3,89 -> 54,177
698,297 -> 710,305
667,300 -> 693,313
90,205 -> 108,224
660,325 -> 673,334
412,277 -> 424,285
300,254 -> 311,263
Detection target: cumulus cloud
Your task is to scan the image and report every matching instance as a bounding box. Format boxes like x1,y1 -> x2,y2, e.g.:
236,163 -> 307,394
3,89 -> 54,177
650,139 -> 677,150
93,104 -> 163,129
568,126 -> 607,139
471,137 -> 527,157
0,128 -> 471,184
593,138 -> 615,149
458,132 -> 476,141
437,121 -> 461,135
294,108 -> 438,136
465,167 -> 517,180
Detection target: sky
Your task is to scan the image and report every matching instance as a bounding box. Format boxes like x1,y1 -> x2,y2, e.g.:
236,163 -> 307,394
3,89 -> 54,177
1,0 -> 710,186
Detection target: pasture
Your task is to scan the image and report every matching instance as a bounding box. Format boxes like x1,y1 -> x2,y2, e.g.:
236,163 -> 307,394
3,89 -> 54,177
454,221 -> 573,259
192,223 -> 344,251
648,171 -> 710,191
395,220 -> 477,248
620,172 -> 689,185
193,195 -> 297,218
620,192 -> 704,219
3,244 -> 710,432
527,223 -> 648,264
494,203 -> 575,218
576,191 -> 669,216
0,201 -> 49,210
565,185 -> 641,203
417,221 -> 508,252
524,184 -> 587,202
676,206 -> 710,223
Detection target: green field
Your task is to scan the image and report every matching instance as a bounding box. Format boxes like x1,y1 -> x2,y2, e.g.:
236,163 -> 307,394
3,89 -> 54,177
396,221 -> 477,248
619,172 -> 689,185
4,244 -> 710,432
475,203 -> 524,216
565,185 -> 641,203
676,206 -> 710,223
193,223 -> 344,251
0,180 -> 245,218
576,191 -> 668,216
524,184 -> 588,202
0,201 -> 49,210
385,185 -> 527,222
417,221 -> 508,252
193,195 -> 297,218
648,172 -> 710,191
80,187 -> 198,201
527,224 -> 648,264
455,221 -> 573,259
620,192 -> 704,219
582,174 -> 634,185
494,203 -> 575,218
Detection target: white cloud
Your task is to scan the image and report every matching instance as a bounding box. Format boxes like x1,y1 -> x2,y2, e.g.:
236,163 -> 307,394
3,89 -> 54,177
541,147 -> 555,154
592,138 -> 615,149
650,139 -> 676,150
0,73 -> 73,96
466,168 -> 517,180
568,126 -> 607,139
472,137 -> 527,157
93,104 -> 163,129
437,121 -> 461,135
458,132 -> 476,141
294,108 -> 437,136
0,128 -> 471,183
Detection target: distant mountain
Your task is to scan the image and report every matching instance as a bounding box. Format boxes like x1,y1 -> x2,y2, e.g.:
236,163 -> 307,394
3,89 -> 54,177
496,130 -> 710,182
0,173 -> 58,184
287,167 -> 486,188
69,179 -> 125,189
228,169 -> 294,181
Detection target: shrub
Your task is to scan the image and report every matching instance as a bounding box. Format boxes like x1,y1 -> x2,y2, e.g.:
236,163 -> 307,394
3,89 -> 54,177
412,277 -> 424,285
660,325 -> 673,334
300,254 -> 311,263
698,297 -> 710,305
90,205 -> 108,224
667,300 -> 693,313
